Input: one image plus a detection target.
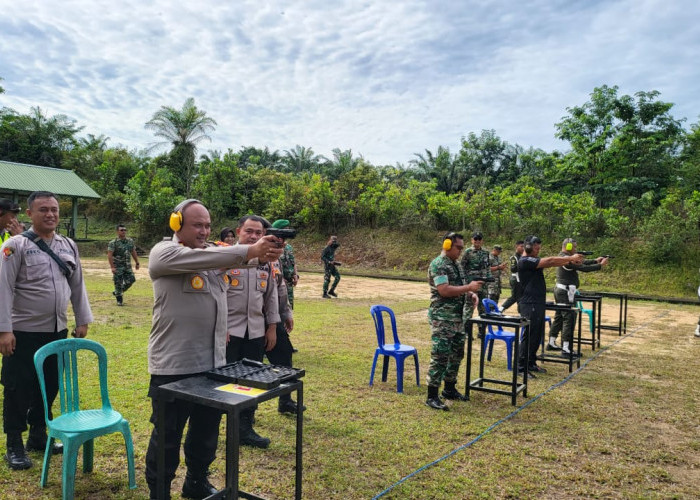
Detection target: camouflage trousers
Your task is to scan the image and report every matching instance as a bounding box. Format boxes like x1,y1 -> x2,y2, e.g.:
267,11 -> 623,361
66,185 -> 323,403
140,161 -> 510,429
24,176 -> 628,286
286,283 -> 295,309
464,288 -> 488,319
323,264 -> 340,293
549,287 -> 578,344
427,319 -> 466,388
113,265 -> 135,297
487,282 -> 501,305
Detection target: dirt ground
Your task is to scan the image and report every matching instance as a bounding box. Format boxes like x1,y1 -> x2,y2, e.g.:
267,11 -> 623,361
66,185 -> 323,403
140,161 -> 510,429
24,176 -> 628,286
82,259 -> 700,329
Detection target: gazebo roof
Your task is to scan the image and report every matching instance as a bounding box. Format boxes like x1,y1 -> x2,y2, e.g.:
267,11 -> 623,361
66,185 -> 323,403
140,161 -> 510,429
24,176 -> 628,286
0,160 -> 100,200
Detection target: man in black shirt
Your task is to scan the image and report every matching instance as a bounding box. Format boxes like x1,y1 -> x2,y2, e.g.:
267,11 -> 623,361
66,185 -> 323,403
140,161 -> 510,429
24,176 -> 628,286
517,236 -> 583,375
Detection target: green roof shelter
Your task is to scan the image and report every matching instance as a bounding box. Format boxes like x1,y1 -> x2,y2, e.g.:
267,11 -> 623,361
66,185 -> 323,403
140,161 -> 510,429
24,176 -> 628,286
0,160 -> 101,239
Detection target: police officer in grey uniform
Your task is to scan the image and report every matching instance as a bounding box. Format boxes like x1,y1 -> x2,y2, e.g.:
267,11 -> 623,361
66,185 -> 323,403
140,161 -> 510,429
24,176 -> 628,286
265,220 -> 305,415
225,215 -> 280,449
144,200 -> 283,500
0,199 -> 22,244
0,191 -> 93,471
547,238 -> 608,357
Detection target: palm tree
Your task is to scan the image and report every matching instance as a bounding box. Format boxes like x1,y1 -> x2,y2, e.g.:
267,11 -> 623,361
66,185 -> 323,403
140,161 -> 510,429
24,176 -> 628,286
282,145 -> 321,174
144,97 -> 217,196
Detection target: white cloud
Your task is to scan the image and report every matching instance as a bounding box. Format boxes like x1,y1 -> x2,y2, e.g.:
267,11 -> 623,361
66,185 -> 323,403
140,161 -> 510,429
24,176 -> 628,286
0,0 -> 698,165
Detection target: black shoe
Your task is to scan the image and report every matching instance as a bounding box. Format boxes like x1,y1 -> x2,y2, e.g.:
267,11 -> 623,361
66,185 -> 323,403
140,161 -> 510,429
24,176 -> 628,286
441,388 -> 467,401
517,367 -> 537,379
425,397 -> 449,411
322,293 -> 331,299
561,350 -> 580,359
546,342 -> 561,351
115,293 -> 123,306
328,291 -> 338,297
278,399 -> 306,415
529,364 -> 547,374
182,475 -> 218,499
4,434 -> 32,470
26,429 -> 63,455
240,427 -> 270,449
292,347 -> 299,353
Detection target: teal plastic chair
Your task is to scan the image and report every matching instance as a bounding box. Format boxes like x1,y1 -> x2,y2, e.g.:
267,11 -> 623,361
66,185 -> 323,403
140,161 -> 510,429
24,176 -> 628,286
575,292 -> 595,334
33,338 -> 136,499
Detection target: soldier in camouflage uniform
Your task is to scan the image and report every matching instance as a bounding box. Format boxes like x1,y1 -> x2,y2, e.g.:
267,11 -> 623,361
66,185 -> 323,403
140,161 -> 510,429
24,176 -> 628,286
321,236 -> 341,298
501,240 -> 525,312
487,245 -> 507,303
107,224 -> 140,306
459,231 -> 492,318
426,232 -> 482,411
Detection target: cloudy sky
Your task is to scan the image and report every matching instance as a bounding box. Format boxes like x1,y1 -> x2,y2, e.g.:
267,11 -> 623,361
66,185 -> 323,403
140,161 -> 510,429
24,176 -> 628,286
1,0 -> 698,166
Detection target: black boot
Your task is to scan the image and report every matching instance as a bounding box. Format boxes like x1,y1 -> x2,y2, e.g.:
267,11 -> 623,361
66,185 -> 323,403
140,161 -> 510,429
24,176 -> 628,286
182,471 -> 218,499
240,409 -> 270,449
328,286 -> 338,298
4,433 -> 32,470
26,426 -> 63,455
425,385 -> 448,411
278,395 -> 306,415
441,381 -> 467,401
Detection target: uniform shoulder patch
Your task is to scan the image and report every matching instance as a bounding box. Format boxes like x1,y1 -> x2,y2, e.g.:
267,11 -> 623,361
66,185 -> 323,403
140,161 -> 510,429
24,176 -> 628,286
434,275 -> 448,286
2,246 -> 14,260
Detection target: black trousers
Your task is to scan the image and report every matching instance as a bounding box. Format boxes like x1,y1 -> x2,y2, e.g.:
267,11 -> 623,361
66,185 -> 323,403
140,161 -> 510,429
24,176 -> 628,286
518,302 -> 545,368
1,329 -> 67,434
265,323 -> 293,368
144,374 -> 223,488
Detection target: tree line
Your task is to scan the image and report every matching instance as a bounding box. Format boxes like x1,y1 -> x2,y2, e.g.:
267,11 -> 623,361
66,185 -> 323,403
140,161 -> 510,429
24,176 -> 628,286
1,81 -> 699,264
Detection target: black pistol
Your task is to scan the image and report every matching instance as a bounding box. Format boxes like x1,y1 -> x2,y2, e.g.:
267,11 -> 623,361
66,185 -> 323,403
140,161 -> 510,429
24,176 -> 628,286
266,227 -> 297,240
469,276 -> 495,283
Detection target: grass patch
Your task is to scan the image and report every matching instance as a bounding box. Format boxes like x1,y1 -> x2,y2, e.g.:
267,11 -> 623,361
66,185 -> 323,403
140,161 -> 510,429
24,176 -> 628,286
1,260 -> 699,498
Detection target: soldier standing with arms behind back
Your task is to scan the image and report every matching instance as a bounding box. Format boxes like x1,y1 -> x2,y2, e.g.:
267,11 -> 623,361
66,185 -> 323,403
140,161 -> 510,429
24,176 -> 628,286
501,240 -> 524,312
547,238 -> 608,356
426,232 -> 483,411
460,231 -> 492,318
487,244 -> 507,303
107,224 -> 140,306
1,191 -> 92,471
321,235 -> 341,298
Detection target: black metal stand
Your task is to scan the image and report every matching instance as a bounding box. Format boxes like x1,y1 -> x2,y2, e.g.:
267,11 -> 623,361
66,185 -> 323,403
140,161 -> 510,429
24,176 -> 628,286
154,376 -> 303,500
465,316 -> 530,406
541,303 -> 581,372
575,294 -> 603,350
594,291 -> 628,336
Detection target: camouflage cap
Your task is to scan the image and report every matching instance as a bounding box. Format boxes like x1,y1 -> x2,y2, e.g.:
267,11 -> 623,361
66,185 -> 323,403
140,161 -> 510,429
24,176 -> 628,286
493,244 -> 502,251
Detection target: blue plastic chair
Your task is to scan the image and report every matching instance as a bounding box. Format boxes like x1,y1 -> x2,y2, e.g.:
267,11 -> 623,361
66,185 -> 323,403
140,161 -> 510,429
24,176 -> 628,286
369,305 -> 420,393
33,338 -> 136,499
575,291 -> 595,334
481,299 -> 517,370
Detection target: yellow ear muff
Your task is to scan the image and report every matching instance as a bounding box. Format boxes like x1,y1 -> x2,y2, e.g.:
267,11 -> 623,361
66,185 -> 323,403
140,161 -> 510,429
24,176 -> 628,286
169,211 -> 183,232
443,237 -> 453,251
565,242 -> 573,251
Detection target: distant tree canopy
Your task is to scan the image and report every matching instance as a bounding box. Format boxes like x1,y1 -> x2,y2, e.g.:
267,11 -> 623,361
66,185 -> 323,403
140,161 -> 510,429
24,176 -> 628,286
1,84 -> 699,261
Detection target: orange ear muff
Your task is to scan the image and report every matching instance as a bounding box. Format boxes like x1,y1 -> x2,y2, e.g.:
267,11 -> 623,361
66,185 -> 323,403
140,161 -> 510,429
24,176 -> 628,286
442,238 -> 453,251
565,242 -> 573,252
169,211 -> 183,232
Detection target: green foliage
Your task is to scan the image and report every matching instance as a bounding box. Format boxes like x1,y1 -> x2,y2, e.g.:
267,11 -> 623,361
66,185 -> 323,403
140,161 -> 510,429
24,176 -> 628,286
0,106 -> 83,167
124,159 -> 180,240
554,85 -> 685,207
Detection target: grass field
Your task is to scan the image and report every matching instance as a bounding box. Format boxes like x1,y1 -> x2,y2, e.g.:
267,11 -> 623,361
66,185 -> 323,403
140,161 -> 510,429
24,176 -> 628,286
1,258 -> 699,499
